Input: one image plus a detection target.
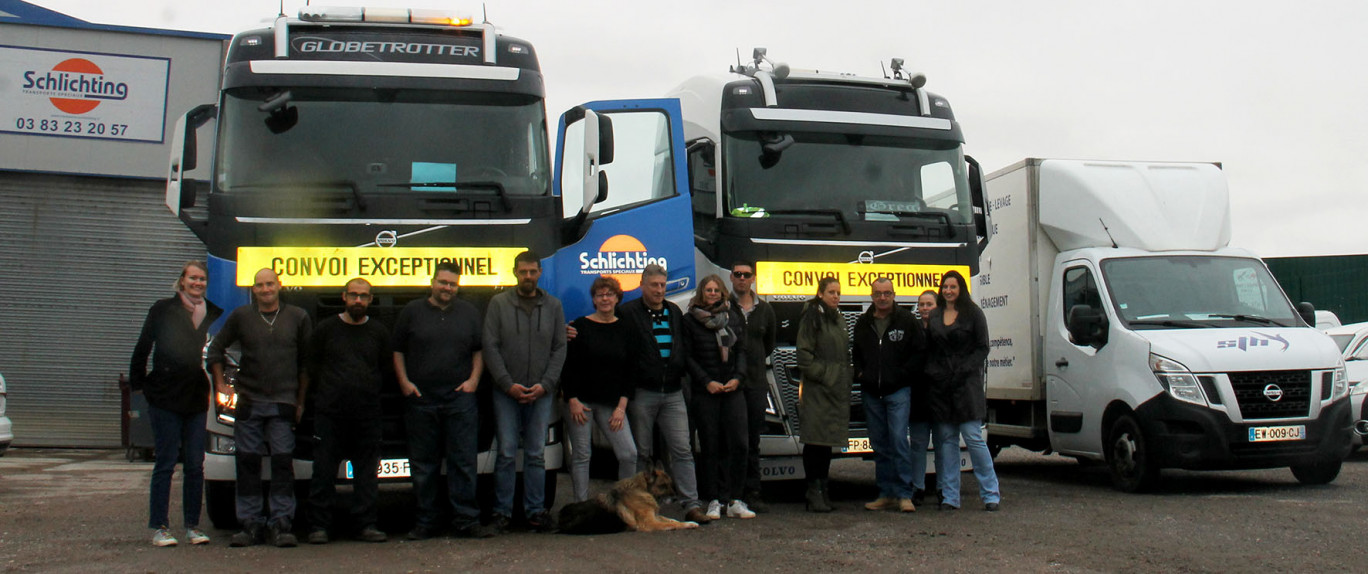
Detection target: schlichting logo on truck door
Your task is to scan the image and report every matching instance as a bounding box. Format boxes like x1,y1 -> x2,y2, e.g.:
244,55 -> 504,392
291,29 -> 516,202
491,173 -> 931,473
578,234 -> 667,291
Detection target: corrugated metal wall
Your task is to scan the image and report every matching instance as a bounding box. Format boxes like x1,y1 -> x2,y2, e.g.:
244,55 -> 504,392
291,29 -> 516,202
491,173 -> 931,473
1266,254 -> 1368,326
0,172 -> 204,447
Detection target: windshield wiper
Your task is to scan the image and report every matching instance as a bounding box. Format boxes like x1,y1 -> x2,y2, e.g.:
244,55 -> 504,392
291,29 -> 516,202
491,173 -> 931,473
376,180 -> 510,212
1209,314 -> 1286,326
227,180 -> 366,211
1127,319 -> 1212,329
763,209 -> 851,235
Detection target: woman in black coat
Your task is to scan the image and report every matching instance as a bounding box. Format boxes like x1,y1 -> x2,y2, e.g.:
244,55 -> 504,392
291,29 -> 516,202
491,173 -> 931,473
129,261 -> 223,546
925,270 -> 1001,512
683,274 -> 752,520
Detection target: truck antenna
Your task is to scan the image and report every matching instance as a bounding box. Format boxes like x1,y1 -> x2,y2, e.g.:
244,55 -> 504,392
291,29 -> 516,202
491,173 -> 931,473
881,60 -> 888,79
280,0 -> 286,17
482,3 -> 488,24
732,48 -> 742,73
1099,218 -> 1119,248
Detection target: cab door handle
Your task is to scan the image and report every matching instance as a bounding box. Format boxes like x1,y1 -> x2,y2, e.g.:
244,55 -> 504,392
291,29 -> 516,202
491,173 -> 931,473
1055,358 -> 1069,368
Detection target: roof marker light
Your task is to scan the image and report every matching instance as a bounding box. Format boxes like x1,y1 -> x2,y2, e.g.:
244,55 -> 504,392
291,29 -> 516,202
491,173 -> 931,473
299,6 -> 473,26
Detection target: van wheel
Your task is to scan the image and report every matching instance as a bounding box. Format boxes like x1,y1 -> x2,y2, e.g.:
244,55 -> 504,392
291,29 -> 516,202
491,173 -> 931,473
205,480 -> 238,529
1291,459 -> 1341,485
1106,415 -> 1159,493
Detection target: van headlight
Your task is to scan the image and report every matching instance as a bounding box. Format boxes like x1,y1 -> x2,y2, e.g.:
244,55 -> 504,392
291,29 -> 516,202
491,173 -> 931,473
1151,353 -> 1207,406
1332,362 -> 1349,400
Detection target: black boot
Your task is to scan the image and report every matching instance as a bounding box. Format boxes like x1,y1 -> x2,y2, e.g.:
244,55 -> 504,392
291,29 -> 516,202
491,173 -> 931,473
819,479 -> 835,510
805,480 -> 832,513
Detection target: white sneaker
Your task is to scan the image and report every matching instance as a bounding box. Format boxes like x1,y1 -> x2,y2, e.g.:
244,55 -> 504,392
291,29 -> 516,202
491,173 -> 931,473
152,528 -> 179,547
186,528 -> 211,545
705,499 -> 722,520
727,499 -> 756,519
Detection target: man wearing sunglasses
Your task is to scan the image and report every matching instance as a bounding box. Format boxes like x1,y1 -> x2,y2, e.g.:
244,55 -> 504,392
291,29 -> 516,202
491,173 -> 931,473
729,262 -> 777,512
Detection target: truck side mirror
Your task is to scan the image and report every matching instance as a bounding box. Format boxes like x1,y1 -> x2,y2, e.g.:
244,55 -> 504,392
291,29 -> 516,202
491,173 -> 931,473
1296,302 -> 1315,328
967,155 -> 992,252
166,104 -> 217,215
1067,304 -> 1109,348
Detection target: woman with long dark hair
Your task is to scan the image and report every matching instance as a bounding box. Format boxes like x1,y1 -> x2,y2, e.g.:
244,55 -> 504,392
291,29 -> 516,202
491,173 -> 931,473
683,274 -> 753,519
794,276 -> 851,512
129,261 -> 223,546
925,270 -> 1001,511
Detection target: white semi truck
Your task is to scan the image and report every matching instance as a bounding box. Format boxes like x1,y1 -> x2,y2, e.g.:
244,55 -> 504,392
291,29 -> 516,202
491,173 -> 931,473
976,158 -> 1354,491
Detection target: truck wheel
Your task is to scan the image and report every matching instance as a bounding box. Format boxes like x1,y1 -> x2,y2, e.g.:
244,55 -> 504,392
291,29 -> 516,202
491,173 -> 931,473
205,480 -> 238,530
1106,415 -> 1159,493
1290,459 -> 1341,485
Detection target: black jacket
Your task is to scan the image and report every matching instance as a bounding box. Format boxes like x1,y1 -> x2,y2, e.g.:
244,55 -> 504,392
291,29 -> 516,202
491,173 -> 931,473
682,305 -> 747,395
852,305 -> 926,398
925,305 -> 990,424
619,298 -> 691,393
731,295 -> 777,390
129,295 -> 224,415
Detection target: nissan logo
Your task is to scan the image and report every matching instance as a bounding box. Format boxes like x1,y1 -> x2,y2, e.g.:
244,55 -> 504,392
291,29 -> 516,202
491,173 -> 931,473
1263,384 -> 1284,402
376,230 -> 397,247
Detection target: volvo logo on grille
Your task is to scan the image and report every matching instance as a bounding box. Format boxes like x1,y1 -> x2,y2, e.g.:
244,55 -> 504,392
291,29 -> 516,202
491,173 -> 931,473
375,230 -> 398,248
1263,384 -> 1284,402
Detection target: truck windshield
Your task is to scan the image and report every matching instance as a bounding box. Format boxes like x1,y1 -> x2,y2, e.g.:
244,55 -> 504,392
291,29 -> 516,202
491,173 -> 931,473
722,132 -> 972,224
1102,256 -> 1300,328
214,88 -> 549,196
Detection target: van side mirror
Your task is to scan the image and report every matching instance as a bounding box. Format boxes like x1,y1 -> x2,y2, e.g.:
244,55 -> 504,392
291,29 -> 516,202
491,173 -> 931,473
1067,304 -> 1108,348
967,155 -> 991,252
1296,302 -> 1315,328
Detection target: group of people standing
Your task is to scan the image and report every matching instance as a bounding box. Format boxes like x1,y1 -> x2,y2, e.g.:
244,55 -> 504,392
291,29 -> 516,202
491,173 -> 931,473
128,253 -> 997,548
798,271 -> 1000,514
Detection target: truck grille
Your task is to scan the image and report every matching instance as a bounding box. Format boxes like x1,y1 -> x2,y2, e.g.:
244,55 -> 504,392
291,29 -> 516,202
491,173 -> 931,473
770,307 -> 867,438
1228,370 -> 1311,420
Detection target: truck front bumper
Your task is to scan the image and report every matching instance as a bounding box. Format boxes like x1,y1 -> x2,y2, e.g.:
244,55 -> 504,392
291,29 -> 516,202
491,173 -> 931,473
1135,394 -> 1353,471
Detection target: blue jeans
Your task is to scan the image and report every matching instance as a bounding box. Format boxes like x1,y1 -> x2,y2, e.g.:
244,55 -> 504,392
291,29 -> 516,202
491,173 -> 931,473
908,419 -> 931,492
147,405 -> 206,529
628,389 -> 701,510
492,391 -> 554,517
405,392 -> 480,530
566,400 -> 638,502
934,420 -> 1001,508
233,401 -> 296,529
864,388 -> 914,499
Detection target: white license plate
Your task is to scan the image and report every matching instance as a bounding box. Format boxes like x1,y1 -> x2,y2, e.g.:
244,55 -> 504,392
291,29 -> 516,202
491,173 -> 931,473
345,458 -> 411,479
841,437 -> 873,454
1248,425 -> 1305,442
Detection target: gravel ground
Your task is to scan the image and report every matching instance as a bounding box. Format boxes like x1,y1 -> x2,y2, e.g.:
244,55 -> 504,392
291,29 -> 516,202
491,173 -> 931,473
2,447 -> 1366,573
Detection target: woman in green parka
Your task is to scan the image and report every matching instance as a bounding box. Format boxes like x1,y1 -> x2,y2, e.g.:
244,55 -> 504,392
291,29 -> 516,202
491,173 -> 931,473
795,276 -> 851,512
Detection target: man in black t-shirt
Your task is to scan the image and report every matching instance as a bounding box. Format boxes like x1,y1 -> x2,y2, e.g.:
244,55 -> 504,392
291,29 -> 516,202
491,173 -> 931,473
305,278 -> 391,545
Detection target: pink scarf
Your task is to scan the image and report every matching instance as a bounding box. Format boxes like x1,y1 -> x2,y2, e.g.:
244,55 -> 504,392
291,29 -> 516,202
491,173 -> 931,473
179,291 -> 206,329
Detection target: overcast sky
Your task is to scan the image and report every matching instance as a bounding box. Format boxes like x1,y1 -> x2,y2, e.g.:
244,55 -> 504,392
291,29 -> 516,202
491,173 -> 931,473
29,0 -> 1368,258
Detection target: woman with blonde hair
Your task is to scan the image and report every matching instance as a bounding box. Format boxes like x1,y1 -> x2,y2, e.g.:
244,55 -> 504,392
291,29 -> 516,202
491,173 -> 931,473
683,274 -> 752,519
129,261 -> 223,545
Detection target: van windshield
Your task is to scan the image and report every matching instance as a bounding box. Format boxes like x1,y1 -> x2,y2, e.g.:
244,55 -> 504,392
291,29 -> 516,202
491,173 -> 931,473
1101,256 -> 1299,328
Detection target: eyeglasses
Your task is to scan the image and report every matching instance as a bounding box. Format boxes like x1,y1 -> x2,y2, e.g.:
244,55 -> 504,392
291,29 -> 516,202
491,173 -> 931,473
732,271 -> 753,279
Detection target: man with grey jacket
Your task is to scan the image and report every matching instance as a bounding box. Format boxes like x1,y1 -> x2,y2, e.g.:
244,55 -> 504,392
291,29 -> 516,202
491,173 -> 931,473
484,250 -> 567,532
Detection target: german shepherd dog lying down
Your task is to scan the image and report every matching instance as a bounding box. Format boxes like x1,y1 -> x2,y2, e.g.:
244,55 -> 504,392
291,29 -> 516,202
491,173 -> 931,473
558,464 -> 701,534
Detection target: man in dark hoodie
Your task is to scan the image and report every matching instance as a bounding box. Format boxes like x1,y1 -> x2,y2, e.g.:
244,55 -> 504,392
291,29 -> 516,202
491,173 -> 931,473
484,251 -> 567,532
852,278 -> 926,513
619,264 -> 711,525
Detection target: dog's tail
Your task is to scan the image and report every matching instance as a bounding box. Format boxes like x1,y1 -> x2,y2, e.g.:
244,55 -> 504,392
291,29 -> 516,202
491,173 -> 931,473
556,500 -> 627,535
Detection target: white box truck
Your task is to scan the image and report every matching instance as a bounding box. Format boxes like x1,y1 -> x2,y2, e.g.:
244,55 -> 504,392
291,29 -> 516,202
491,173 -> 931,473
976,158 -> 1354,492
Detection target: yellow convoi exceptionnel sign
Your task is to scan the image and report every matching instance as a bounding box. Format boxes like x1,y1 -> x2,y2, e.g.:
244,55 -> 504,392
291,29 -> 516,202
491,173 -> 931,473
755,261 -> 972,296
236,247 -> 525,288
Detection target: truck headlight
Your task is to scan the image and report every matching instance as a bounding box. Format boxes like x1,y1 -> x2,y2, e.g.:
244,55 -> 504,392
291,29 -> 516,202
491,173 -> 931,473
215,388 -> 238,425
1151,353 -> 1207,406
1332,363 -> 1349,400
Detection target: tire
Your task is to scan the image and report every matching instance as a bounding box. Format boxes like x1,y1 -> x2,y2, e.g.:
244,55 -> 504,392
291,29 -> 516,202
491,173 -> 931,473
1290,459 -> 1342,485
205,480 -> 238,529
1106,414 -> 1159,493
